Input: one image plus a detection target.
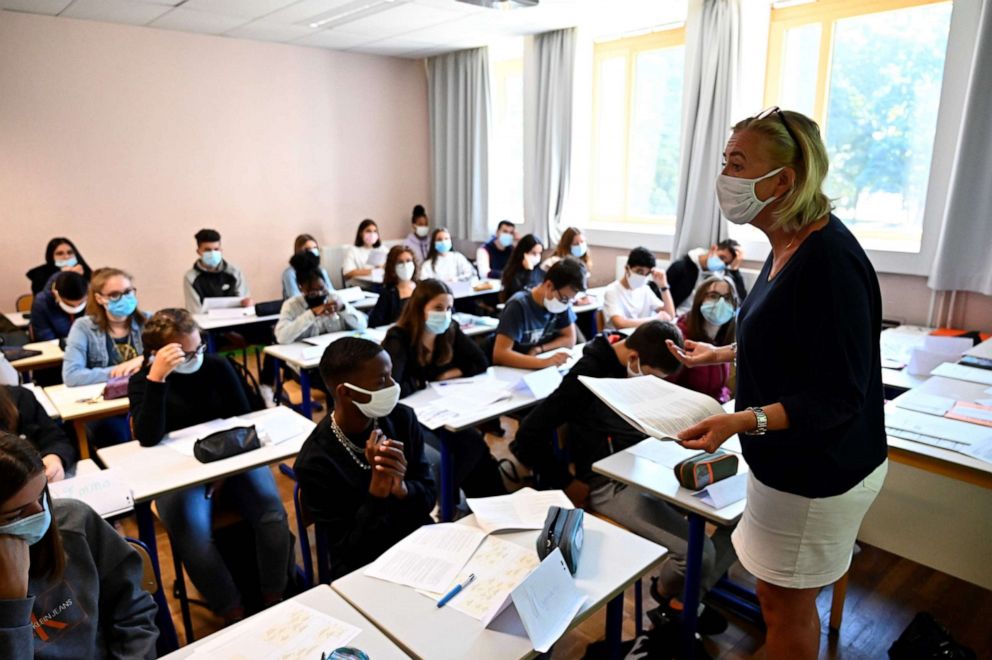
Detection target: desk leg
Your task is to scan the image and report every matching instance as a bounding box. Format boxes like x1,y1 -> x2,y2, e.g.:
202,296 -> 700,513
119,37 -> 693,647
299,369 -> 313,420
205,330 -> 217,354
72,419 -> 91,460
134,502 -> 178,652
439,430 -> 455,523
680,514 -> 705,659
606,592 -> 624,660
582,311 -> 597,341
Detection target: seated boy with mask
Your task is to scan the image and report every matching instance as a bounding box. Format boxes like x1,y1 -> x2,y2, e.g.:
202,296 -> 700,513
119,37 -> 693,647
293,337 -> 436,579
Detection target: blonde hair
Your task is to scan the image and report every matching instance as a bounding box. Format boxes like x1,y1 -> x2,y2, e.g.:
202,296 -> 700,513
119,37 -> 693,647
87,267 -> 145,332
732,110 -> 832,231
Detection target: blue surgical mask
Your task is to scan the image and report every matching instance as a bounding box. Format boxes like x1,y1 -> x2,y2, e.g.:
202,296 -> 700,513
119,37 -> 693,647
0,495 -> 52,546
435,240 -> 452,254
425,310 -> 452,335
706,255 -> 726,272
700,298 -> 735,326
570,243 -> 587,258
173,352 -> 203,375
55,257 -> 78,269
106,292 -> 138,318
309,248 -> 320,258
498,233 -> 514,247
200,250 -> 223,269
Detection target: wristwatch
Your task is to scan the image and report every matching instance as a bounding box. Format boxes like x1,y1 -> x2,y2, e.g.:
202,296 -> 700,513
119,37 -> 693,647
745,406 -> 768,436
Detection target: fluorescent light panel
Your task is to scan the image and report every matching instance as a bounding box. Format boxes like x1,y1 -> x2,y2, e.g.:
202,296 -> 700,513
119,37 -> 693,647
301,0 -> 407,29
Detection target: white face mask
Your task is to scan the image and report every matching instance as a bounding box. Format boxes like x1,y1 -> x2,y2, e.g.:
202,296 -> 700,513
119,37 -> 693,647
543,291 -> 570,315
626,357 -> 644,378
627,271 -> 648,289
57,298 -> 86,315
395,261 -> 415,282
345,382 -> 400,419
524,253 -> 540,269
414,225 -> 430,238
715,167 -> 784,225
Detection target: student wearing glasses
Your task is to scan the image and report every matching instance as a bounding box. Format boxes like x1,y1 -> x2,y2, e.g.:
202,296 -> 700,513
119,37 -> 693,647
128,308 -> 293,624
492,258 -> 584,370
183,228 -> 252,314
368,246 -> 418,327
666,238 -> 748,315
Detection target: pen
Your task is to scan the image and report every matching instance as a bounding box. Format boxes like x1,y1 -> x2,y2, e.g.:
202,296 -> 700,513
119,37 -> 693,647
437,573 -> 476,608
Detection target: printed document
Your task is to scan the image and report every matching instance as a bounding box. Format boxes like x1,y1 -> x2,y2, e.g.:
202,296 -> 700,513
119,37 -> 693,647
364,524 -> 487,592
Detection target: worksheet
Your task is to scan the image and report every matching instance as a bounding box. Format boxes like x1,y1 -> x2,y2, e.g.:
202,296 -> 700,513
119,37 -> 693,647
627,438 -> 699,468
364,524 -> 487,592
467,488 -> 574,534
49,469 -> 133,517
511,548 -> 587,653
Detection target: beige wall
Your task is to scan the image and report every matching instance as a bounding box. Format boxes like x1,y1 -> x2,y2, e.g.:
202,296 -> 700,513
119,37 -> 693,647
0,11 -> 429,311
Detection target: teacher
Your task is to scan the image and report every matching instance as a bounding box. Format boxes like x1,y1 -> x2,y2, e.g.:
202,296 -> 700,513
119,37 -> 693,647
668,107 -> 888,659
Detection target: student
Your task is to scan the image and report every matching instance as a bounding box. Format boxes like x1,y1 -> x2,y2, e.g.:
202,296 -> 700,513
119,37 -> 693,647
281,234 -> 333,299
541,226 -> 591,273
666,238 -> 747,314
293,338 -> 436,579
499,234 -> 545,303
601,247 -> 676,330
492,258 -> 584,370
29,272 -> 88,343
274,253 -> 367,345
128,309 -> 292,622
403,205 -> 431,263
342,219 -> 384,282
368,246 -> 417,327
183,228 -> 252,314
0,433 -> 159,659
475,220 -> 517,280
419,229 -> 475,282
0,385 -> 76,481
667,276 -> 737,403
25,238 -> 93,296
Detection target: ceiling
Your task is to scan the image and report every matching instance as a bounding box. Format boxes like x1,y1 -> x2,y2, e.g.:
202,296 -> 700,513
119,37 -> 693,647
0,0 -> 688,59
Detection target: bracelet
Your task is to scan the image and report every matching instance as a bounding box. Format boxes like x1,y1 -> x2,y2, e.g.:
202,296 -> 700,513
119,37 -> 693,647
660,285 -> 670,292
744,406 -> 768,436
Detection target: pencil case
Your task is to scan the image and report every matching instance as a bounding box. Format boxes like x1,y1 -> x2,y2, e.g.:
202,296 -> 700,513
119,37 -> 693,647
537,506 -> 584,575
193,426 -> 260,463
102,375 -> 131,400
673,450 -> 738,490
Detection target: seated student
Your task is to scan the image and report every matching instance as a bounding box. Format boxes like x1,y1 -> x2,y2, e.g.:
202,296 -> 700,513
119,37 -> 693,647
25,237 -> 93,296
0,385 -> 76,481
602,247 -> 676,330
475,220 -> 517,280
368,246 -> 417,327
281,234 -> 333,299
0,433 -> 158,659
293,338 -> 436,579
29,272 -> 88,343
183,228 -> 252,314
128,309 -> 292,622
342,219 -> 384,282
499,234 -> 545,303
667,276 -> 737,403
493,258 -> 584,370
666,238 -> 747,314
274,253 -> 367,344
541,226 -> 590,272
403,205 -> 431,264
419,229 -> 475,282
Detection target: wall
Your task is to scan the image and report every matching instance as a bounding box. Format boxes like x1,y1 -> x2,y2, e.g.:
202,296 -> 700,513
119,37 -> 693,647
0,11 -> 430,311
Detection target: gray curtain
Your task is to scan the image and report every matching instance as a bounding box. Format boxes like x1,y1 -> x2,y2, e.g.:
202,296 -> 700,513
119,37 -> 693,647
928,0 -> 992,295
426,48 -> 490,242
670,0 -> 742,259
524,28 -> 576,246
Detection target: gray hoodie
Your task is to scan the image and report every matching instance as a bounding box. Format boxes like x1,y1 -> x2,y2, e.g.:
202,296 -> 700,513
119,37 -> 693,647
0,499 -> 158,659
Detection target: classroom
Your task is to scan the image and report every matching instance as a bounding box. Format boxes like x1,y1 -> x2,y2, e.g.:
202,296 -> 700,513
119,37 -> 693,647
1,0 -> 990,658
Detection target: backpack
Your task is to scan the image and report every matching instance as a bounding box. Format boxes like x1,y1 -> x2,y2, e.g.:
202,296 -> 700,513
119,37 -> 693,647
226,356 -> 267,412
889,612 -> 976,660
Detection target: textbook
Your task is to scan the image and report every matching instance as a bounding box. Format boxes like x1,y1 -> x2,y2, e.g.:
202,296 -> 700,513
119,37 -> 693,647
578,375 -> 726,441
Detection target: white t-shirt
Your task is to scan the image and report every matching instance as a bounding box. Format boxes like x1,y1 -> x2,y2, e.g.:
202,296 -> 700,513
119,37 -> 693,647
601,279 -> 664,330
676,247 -> 711,315
419,251 -> 476,282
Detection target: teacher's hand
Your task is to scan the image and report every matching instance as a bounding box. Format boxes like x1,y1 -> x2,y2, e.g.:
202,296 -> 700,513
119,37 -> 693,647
677,413 -> 745,453
666,339 -> 722,367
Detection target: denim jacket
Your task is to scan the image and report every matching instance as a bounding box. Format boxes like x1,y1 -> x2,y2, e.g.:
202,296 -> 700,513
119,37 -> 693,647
62,316 -> 145,386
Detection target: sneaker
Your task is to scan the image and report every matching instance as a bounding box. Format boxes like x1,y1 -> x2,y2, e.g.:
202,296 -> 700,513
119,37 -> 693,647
649,578 -> 728,636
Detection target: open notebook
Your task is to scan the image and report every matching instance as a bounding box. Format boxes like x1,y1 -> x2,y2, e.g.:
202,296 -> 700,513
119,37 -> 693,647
578,375 -> 725,440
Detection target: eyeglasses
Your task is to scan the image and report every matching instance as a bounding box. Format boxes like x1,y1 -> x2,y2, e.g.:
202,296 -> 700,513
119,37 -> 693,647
755,106 -> 802,161
100,287 -> 137,302
703,291 -> 735,304
182,345 -> 207,362
551,289 -> 575,305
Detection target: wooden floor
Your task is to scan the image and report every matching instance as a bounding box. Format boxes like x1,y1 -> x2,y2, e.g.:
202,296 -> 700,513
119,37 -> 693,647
117,393 -> 992,659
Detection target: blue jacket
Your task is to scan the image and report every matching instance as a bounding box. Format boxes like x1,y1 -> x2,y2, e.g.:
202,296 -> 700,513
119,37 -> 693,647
62,316 -> 146,386
29,287 -> 82,342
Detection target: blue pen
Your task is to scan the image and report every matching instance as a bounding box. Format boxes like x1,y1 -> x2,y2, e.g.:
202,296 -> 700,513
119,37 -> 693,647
437,573 -> 476,608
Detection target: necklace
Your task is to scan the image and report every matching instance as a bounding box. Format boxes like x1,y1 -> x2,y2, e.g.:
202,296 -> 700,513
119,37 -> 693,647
330,414 -> 373,471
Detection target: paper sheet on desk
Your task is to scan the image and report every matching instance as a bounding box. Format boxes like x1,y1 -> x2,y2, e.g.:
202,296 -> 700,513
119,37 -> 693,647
692,473 -> 747,509
158,408 -> 311,456
518,366 -> 563,399
189,600 -> 360,660
49,470 -> 133,517
628,439 -> 698,468
931,363 -> 992,387
201,297 -> 243,311
205,307 -> 255,319
364,524 -> 486,592
893,392 -> 956,416
511,548 -> 586,653
467,488 -> 573,534
430,375 -> 512,408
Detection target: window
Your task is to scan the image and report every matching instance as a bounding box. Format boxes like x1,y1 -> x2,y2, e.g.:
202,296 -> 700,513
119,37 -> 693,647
754,0 -> 952,254
490,47 -> 524,228
590,28 -> 685,233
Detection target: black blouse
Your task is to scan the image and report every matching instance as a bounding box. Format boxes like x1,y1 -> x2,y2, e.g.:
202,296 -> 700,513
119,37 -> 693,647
368,285 -> 408,328
382,322 -> 489,397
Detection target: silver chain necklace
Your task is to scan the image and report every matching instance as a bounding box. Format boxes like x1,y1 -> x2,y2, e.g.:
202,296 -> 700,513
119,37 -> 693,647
330,414 -> 373,471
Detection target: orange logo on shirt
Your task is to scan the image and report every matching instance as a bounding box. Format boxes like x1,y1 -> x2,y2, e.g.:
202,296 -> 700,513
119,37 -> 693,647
31,609 -> 70,642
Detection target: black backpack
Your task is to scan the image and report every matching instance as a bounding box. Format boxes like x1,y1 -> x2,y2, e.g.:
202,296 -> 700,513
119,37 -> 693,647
226,356 -> 267,412
889,613 -> 976,660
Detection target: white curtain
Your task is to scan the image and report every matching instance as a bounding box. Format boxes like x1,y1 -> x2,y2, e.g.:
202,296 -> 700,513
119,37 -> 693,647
928,0 -> 992,295
670,0 -> 742,259
524,28 -> 576,246
426,48 -> 490,242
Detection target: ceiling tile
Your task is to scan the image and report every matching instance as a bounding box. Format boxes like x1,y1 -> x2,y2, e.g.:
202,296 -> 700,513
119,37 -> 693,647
60,0 -> 171,25
180,0 -> 299,19
261,0 -> 355,24
348,36 -> 435,55
225,20 -> 314,41
149,7 -> 250,34
0,0 -> 71,15
291,28 -> 373,48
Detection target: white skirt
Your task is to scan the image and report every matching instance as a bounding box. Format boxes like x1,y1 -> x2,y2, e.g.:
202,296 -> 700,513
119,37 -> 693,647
731,460 -> 888,589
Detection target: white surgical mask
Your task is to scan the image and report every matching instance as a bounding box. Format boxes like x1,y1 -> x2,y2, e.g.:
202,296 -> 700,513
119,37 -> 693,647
57,298 -> 86,315
395,262 -> 415,282
345,381 -> 400,419
627,271 -> 648,289
173,353 -> 204,375
524,254 -> 539,269
414,226 -> 430,238
626,357 -> 644,378
0,496 -> 52,546
715,167 -> 784,225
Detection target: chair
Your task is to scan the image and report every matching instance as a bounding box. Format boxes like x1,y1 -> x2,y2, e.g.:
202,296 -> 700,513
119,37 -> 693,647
278,464 -> 330,587
15,294 -> 33,312
125,537 -> 180,656
595,310 -> 606,334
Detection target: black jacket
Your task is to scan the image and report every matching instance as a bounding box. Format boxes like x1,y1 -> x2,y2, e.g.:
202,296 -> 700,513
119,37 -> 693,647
367,285 -> 408,328
382,322 -> 488,398
1,385 -> 76,472
511,335 -> 646,488
666,254 -> 747,310
293,405 -> 436,579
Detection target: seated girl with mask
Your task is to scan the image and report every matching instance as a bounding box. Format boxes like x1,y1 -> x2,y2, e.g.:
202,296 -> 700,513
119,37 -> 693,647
418,229 -> 475,282
128,309 -> 293,624
0,433 -> 158,659
368,246 -> 418,327
294,338 -> 436,579
274,253 -> 367,345
281,234 -> 333,299
499,234 -> 545,303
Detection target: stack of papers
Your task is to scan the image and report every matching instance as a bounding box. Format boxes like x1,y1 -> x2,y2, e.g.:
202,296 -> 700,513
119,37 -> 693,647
49,470 -> 133,517
466,488 -> 573,534
627,438 -> 700,468
413,372 -> 515,430
931,363 -> 992,387
886,405 -> 992,463
335,286 -> 368,303
906,336 -> 972,376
